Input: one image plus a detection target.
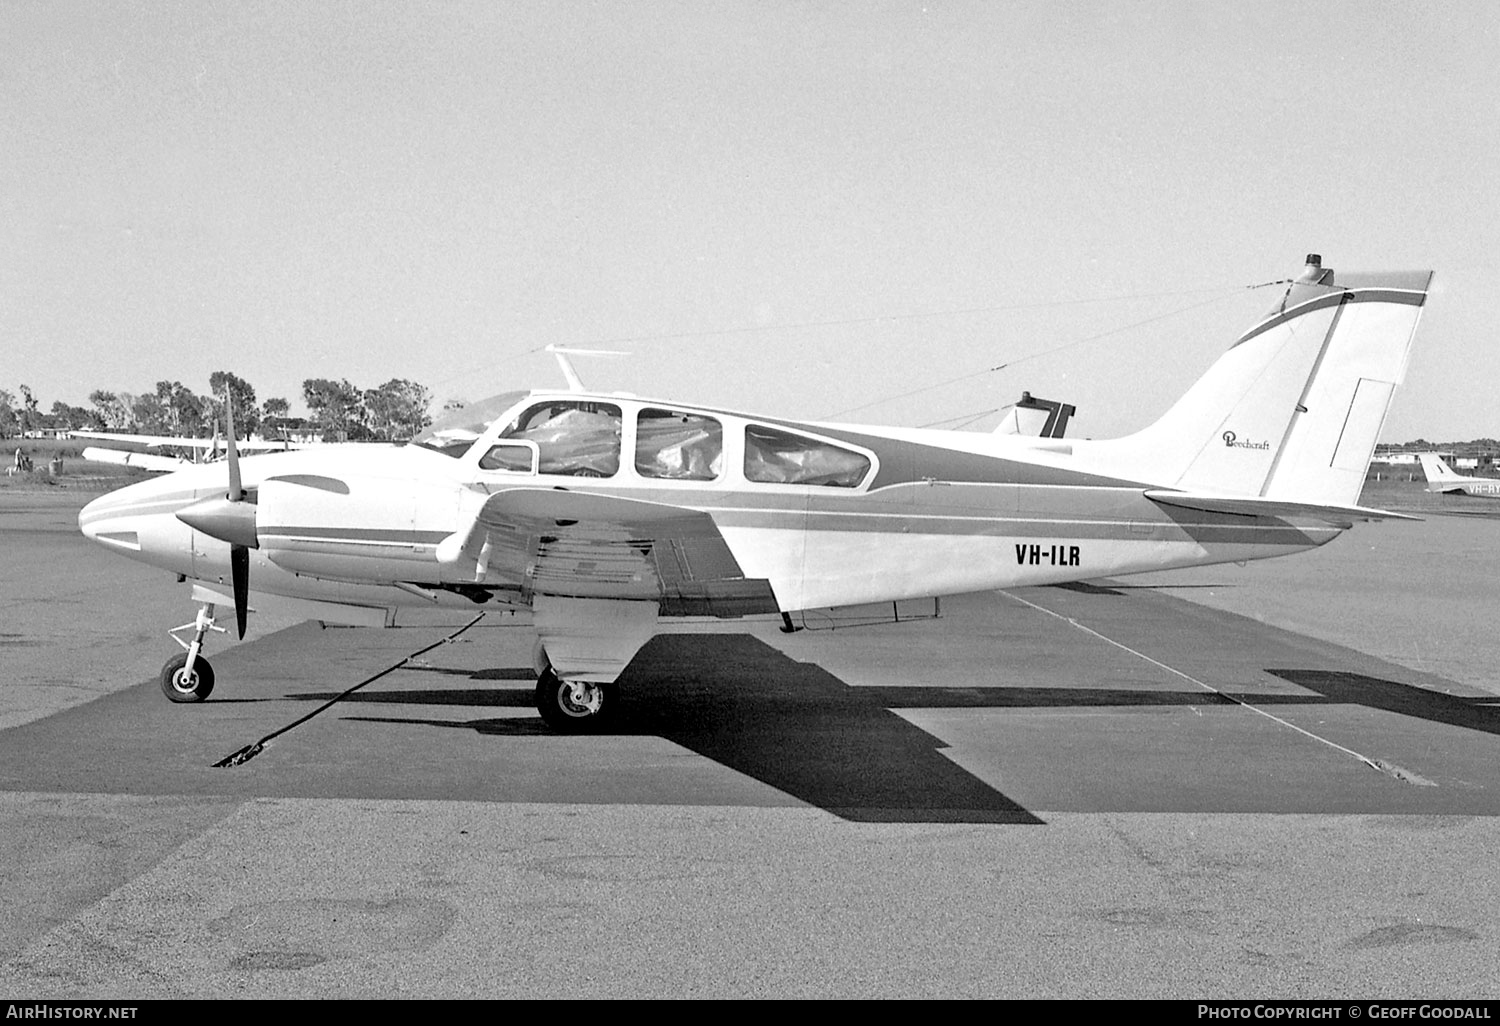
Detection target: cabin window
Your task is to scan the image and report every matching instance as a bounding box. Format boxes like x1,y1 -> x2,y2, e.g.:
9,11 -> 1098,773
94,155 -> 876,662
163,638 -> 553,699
499,401 -> 622,477
635,408 -> 723,481
478,441 -> 537,474
411,391 -> 528,458
743,424 -> 870,488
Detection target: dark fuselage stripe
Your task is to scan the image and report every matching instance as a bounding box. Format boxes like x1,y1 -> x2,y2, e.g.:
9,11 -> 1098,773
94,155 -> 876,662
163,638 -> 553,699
259,527 -> 452,545
265,511 -> 1327,549
1234,288 -> 1426,348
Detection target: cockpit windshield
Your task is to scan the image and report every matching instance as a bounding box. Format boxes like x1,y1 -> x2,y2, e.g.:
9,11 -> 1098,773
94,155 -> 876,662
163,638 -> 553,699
410,391 -> 528,458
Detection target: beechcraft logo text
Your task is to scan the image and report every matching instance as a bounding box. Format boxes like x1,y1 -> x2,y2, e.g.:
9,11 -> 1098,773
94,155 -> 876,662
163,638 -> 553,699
1223,431 -> 1270,450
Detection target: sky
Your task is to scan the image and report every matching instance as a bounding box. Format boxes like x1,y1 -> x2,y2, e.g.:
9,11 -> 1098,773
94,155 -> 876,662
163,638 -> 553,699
3,1 -> 1498,441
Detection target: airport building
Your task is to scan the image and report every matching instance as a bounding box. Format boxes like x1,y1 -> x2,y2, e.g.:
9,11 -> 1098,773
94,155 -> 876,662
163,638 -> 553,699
1374,442 -> 1500,477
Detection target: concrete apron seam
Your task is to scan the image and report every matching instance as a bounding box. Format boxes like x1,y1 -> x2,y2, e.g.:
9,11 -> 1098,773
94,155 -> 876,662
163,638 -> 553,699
998,590 -> 1434,786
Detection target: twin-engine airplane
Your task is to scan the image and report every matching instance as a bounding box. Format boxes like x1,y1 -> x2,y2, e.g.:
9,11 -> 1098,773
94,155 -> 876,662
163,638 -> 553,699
1417,452 -> 1500,496
79,255 -> 1433,730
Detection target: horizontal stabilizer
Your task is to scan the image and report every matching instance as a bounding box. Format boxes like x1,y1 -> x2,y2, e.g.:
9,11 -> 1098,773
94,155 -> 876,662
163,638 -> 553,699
1144,488 -> 1419,524
992,392 -> 1076,438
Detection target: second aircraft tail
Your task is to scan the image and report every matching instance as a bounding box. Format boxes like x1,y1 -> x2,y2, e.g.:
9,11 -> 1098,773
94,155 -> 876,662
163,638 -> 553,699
1418,453 -> 1466,492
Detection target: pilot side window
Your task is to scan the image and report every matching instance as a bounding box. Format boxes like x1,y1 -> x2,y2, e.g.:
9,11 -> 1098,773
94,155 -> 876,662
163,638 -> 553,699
743,425 -> 871,488
499,401 -> 622,477
478,442 -> 536,474
635,408 -> 723,481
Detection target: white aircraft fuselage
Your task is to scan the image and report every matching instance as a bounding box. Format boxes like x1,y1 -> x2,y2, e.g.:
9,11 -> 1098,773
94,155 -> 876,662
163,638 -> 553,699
79,402 -> 1343,618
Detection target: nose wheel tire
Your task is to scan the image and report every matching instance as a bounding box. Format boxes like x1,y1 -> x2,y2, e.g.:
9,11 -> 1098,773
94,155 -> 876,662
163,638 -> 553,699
160,653 -> 215,703
535,669 -> 611,732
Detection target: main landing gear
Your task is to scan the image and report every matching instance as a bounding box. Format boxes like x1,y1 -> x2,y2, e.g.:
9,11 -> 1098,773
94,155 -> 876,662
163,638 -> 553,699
160,601 -> 225,703
528,597 -> 652,732
535,670 -> 611,732
532,640 -> 613,732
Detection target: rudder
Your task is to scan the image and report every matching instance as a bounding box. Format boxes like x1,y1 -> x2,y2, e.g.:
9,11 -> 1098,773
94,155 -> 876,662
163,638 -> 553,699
1257,264 -> 1433,506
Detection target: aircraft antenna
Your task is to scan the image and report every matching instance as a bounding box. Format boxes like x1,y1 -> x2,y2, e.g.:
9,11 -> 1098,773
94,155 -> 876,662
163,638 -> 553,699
545,344 -> 627,393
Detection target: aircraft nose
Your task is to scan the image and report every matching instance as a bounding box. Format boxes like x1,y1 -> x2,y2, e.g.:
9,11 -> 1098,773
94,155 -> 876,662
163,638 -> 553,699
77,476 -> 188,548
78,490 -> 124,541
77,475 -> 202,577
78,490 -> 148,554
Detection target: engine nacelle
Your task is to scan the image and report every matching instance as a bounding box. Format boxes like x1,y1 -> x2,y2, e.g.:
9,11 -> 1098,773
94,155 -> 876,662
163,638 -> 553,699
257,473 -> 460,583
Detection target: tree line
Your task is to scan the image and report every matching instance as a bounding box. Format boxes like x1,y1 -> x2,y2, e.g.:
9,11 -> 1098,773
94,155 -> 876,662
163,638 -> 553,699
0,374 -> 440,443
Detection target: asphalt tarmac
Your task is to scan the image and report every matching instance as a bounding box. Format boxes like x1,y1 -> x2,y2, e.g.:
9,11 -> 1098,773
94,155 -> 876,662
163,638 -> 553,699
2,489 -> 1498,998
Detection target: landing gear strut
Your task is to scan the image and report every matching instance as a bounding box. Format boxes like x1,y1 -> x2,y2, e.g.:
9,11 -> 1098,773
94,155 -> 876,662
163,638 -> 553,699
160,602 -> 224,703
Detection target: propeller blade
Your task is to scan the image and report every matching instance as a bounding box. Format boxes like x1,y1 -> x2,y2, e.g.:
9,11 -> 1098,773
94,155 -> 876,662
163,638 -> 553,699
231,544 -> 249,639
221,389 -> 250,638
224,389 -> 243,501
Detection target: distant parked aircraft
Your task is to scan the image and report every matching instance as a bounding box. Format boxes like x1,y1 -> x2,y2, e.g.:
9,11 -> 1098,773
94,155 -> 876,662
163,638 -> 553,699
77,428 -> 312,472
1417,453 -> 1500,496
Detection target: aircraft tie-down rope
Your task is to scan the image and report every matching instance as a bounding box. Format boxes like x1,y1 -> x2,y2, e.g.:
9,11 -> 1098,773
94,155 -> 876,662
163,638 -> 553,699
425,281 -> 1266,398
999,590 -> 1436,787
213,613 -> 487,768
834,287 -> 1266,421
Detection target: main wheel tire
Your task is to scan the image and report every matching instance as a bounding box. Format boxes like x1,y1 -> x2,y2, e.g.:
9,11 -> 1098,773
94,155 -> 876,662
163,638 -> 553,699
535,669 -> 611,732
160,653 -> 215,703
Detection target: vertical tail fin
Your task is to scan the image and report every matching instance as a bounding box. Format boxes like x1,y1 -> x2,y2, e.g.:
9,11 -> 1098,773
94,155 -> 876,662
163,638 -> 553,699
1418,453 -> 1464,491
1098,256 -> 1433,506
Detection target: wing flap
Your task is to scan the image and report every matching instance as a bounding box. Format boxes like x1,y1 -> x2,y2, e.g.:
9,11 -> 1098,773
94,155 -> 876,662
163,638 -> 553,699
439,488 -> 780,615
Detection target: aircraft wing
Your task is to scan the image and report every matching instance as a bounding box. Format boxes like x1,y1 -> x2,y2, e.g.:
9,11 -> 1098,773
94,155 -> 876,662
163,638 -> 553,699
437,488 -> 781,617
81,446 -> 194,473
73,431 -> 308,451
74,430 -> 218,448
1144,489 -> 1420,524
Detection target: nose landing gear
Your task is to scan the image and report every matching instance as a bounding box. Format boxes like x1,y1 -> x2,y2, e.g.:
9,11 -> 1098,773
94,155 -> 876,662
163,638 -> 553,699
160,601 -> 224,702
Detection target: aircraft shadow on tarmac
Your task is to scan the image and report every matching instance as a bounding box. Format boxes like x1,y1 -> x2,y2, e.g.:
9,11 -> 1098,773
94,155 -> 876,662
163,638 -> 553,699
279,633 -> 1500,825
297,634 -> 1045,825
1262,669 -> 1500,735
